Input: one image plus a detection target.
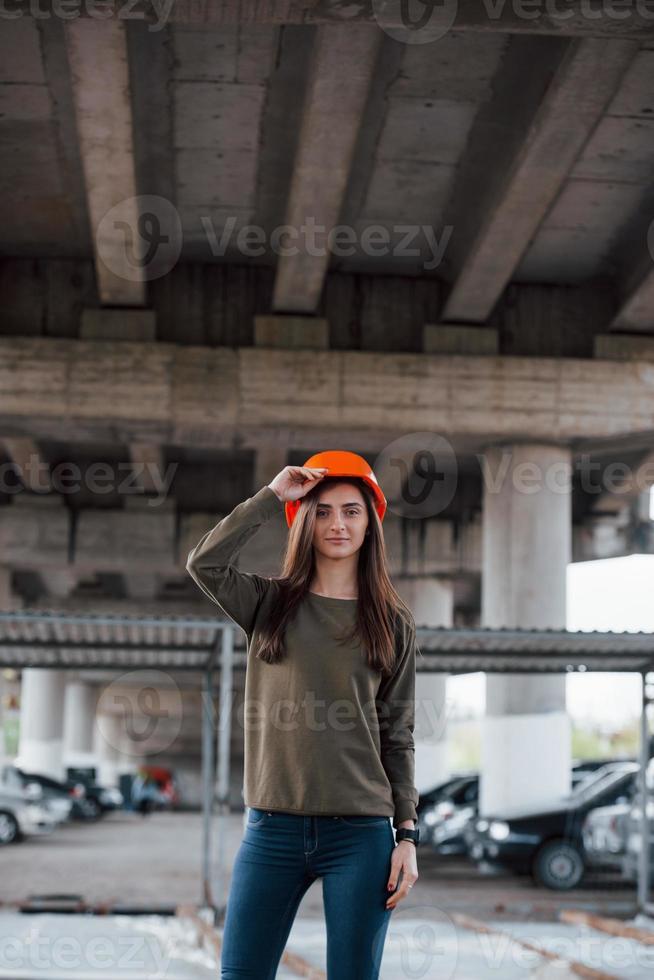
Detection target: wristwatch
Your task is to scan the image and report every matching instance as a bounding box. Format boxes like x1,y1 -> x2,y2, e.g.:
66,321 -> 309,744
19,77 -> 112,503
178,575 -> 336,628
395,826 -> 419,846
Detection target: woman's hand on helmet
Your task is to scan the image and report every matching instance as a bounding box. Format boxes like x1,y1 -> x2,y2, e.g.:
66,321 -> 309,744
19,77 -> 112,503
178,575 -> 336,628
268,465 -> 328,503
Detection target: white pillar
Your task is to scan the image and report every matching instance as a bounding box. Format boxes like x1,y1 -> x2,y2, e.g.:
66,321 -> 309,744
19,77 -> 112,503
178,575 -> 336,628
396,577 -> 452,793
94,714 -> 128,788
17,669 -> 67,779
481,443 -> 572,815
63,681 -> 98,769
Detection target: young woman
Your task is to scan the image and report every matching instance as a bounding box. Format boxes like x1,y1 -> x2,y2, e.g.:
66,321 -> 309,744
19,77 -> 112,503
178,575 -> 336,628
186,450 -> 420,980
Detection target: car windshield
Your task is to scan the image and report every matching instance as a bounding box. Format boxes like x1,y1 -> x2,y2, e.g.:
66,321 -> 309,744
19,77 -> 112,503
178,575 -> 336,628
566,768 -> 632,805
441,778 -> 472,802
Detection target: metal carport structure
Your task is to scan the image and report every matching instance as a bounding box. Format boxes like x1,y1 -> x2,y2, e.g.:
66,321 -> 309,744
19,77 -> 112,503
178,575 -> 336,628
0,610 -> 652,921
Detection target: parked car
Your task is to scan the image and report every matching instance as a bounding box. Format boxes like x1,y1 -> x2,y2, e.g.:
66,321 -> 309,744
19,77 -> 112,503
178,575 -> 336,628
2,766 -> 74,823
619,761 -> 654,883
70,779 -> 123,820
622,796 -> 654,883
582,799 -> 635,872
420,776 -> 479,854
66,768 -> 124,818
422,764 -> 599,857
417,773 -> 478,815
464,761 -> 639,890
0,785 -> 57,844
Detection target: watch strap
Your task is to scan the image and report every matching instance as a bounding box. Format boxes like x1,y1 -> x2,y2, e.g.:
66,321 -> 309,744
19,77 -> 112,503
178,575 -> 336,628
396,827 -> 419,845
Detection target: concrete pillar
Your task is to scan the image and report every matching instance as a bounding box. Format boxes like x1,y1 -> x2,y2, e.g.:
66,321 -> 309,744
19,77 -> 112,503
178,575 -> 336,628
481,443 -> 572,814
396,577 -> 452,793
2,563 -> 68,780
63,681 -> 98,769
254,447 -> 287,492
17,669 -> 67,779
94,714 -> 128,788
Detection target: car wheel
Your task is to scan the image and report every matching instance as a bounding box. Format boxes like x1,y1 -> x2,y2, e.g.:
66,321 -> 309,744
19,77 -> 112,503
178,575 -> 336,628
0,811 -> 20,845
533,839 -> 584,890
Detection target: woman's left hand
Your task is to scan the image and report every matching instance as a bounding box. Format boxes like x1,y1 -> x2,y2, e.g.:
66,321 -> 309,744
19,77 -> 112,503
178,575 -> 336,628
385,841 -> 418,909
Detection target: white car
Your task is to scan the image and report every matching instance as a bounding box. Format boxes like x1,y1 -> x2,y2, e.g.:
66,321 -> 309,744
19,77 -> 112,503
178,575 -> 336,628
0,786 -> 58,844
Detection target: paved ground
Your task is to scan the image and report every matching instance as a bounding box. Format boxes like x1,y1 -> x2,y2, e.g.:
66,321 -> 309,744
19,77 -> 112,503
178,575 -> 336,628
0,910 -> 652,979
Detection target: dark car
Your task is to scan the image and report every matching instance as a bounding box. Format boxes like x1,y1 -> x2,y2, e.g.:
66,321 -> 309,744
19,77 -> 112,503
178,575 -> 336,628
421,765 -> 600,856
420,777 -> 479,853
464,761 -> 638,890
66,769 -> 124,819
1,766 -> 116,822
417,773 -> 478,814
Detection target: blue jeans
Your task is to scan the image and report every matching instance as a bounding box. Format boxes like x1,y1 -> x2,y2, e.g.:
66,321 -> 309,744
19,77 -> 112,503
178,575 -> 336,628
220,807 -> 397,979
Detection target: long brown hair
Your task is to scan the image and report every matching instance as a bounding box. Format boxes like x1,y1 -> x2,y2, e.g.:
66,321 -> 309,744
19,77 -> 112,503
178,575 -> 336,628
251,476 -> 415,677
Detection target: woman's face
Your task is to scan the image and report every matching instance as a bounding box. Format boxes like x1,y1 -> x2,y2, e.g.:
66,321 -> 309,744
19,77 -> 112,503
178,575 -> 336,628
311,481 -> 369,560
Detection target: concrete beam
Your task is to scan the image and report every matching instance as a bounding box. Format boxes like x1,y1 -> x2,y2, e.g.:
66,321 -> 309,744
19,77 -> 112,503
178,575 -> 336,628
64,19 -> 145,306
128,442 -> 165,494
254,448 -> 288,490
3,337 -> 654,446
22,1 -> 654,38
442,37 -> 637,323
272,26 -> 380,313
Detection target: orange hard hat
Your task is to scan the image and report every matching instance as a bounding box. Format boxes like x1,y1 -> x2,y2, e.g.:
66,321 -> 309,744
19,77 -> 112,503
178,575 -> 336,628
285,450 -> 387,527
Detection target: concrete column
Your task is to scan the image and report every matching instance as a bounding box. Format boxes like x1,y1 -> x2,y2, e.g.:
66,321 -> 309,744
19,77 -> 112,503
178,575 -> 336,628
94,714 -> 128,788
17,669 -> 67,779
481,443 -> 572,814
254,447 -> 287,492
396,577 -> 452,793
63,680 -> 98,769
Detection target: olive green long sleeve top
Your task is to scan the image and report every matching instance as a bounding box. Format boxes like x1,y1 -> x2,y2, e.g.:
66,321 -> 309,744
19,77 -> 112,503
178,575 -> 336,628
185,484 -> 419,828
